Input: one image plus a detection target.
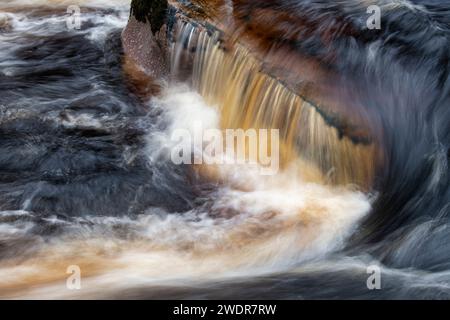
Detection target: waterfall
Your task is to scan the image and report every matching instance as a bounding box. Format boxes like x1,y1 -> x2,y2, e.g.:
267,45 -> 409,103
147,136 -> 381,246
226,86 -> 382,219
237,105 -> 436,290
170,19 -> 377,189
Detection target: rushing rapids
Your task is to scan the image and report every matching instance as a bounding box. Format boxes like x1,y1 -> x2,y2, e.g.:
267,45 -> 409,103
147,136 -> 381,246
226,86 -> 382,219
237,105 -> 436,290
0,0 -> 449,299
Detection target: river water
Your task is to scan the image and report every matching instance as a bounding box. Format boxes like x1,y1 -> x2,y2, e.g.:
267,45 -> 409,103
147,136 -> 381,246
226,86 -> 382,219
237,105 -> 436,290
0,0 -> 449,299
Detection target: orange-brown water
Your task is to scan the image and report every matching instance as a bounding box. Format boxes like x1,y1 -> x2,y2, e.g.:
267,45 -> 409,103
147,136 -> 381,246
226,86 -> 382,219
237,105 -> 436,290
171,19 -> 377,188
0,0 -> 374,299
2,0 -> 448,300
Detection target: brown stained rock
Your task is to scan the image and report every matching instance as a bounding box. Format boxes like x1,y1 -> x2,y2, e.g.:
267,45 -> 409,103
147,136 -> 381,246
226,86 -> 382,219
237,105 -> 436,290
121,14 -> 168,80
122,55 -> 162,100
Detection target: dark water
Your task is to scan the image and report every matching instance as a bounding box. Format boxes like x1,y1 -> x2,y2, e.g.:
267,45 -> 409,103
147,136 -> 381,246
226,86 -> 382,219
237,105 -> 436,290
0,0 -> 449,299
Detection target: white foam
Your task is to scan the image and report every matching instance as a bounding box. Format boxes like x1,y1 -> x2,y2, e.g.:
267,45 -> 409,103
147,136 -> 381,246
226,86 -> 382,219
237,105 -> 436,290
0,0 -> 130,9
3,86 -> 372,298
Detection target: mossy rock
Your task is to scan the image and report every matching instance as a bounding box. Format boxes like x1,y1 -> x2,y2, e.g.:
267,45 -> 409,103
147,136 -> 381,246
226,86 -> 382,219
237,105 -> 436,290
131,0 -> 168,34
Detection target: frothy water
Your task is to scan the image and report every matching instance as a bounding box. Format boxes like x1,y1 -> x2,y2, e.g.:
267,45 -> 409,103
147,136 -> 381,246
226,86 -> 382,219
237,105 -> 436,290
0,0 -> 130,8
0,0 -> 449,299
0,80 -> 370,298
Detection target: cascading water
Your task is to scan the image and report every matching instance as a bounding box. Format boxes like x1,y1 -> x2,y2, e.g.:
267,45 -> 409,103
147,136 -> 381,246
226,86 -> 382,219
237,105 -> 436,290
0,0 -> 449,300
170,19 -> 377,188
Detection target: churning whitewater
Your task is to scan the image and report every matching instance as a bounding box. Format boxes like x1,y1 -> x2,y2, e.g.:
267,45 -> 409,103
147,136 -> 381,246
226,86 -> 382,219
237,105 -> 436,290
0,0 -> 449,299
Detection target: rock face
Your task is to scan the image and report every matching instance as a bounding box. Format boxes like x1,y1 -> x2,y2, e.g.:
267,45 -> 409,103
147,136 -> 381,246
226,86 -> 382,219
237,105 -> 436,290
121,0 -> 168,79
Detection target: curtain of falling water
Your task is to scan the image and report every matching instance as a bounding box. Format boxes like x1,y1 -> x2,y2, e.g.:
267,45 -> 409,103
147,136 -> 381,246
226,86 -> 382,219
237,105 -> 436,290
170,19 -> 377,189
